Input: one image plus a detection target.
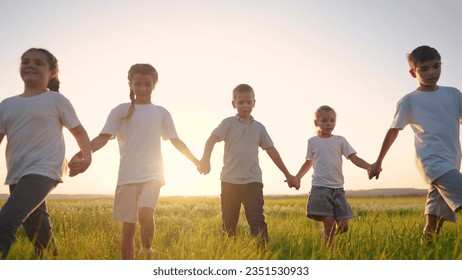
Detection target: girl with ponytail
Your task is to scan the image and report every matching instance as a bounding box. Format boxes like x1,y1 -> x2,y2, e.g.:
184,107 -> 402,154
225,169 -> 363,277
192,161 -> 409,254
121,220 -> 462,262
0,48 -> 92,259
70,63 -> 200,260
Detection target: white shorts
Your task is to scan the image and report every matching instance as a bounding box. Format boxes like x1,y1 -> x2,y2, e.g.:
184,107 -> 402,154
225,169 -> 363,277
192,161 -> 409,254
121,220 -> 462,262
113,180 -> 162,223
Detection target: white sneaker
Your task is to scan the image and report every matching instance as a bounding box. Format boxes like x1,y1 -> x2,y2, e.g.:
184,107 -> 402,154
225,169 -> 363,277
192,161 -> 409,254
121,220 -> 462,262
139,247 -> 153,259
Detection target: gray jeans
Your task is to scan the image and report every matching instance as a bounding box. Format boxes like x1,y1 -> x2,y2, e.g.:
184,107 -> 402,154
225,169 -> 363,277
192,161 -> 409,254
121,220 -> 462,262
426,169 -> 462,222
0,174 -> 57,259
220,181 -> 268,244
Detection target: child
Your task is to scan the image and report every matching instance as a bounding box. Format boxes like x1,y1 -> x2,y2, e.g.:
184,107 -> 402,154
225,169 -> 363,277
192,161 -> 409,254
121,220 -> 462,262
369,45 -> 462,243
294,105 -> 370,245
69,63 -> 200,260
0,48 -> 92,259
198,84 -> 297,246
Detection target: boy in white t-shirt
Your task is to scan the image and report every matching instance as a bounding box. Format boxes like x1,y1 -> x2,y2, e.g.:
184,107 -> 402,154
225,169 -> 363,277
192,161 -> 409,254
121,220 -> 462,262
369,45 -> 462,244
294,105 -> 370,246
70,64 -> 200,259
198,84 -> 297,247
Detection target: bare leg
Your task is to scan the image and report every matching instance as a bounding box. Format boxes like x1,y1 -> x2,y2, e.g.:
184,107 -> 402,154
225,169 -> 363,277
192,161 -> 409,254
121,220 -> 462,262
121,222 -> 136,260
422,214 -> 444,244
424,214 -> 444,233
321,217 -> 336,246
138,207 -> 154,258
335,219 -> 349,235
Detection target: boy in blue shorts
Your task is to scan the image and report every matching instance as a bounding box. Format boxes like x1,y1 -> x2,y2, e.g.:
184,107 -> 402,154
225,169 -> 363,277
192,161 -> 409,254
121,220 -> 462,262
369,45 -> 462,243
199,84 -> 298,246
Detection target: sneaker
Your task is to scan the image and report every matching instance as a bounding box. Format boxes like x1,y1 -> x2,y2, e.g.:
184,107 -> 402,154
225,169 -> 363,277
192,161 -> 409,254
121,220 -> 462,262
420,230 -> 436,245
138,247 -> 153,259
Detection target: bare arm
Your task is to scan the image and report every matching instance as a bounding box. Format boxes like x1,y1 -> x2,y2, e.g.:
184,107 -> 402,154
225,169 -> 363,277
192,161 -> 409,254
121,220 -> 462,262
295,160 -> 313,181
198,134 -> 220,175
90,134 -> 111,153
369,128 -> 400,179
265,146 -> 299,189
68,133 -> 111,177
348,153 -> 371,170
68,124 -> 92,176
170,137 -> 200,167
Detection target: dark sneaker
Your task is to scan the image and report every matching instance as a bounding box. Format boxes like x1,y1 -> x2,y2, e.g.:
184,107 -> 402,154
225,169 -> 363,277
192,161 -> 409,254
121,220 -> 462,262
420,230 -> 436,245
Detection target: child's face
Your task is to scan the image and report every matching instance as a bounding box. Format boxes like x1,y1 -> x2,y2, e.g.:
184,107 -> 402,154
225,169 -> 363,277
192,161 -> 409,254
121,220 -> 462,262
20,50 -> 54,89
315,110 -> 336,137
130,73 -> 155,103
232,91 -> 255,119
409,59 -> 441,91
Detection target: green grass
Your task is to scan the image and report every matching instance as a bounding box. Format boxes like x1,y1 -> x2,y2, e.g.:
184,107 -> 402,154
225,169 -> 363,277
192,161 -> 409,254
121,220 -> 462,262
1,196 -> 462,260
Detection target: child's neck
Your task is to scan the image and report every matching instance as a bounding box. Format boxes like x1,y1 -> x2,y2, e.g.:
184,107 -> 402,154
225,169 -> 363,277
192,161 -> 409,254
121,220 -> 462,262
418,84 -> 439,92
134,100 -> 152,104
21,87 -> 48,97
317,131 -> 332,138
238,115 -> 252,124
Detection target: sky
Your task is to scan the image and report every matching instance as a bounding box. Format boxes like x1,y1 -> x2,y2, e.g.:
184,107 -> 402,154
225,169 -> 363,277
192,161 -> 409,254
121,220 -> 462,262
0,0 -> 461,197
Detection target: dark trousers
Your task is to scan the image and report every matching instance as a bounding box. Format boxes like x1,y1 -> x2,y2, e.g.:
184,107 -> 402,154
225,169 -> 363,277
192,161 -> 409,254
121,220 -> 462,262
220,181 -> 268,243
0,175 -> 57,259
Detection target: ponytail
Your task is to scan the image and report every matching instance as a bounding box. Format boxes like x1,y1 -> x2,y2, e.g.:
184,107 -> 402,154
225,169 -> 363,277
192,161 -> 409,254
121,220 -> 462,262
123,90 -> 136,119
48,77 -> 60,92
124,63 -> 158,120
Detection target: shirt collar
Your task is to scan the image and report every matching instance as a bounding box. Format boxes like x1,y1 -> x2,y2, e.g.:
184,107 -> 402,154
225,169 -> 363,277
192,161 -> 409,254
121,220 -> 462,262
235,114 -> 254,123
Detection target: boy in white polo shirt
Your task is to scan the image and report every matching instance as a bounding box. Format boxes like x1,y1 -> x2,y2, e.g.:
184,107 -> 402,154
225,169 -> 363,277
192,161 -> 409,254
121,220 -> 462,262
199,84 -> 298,246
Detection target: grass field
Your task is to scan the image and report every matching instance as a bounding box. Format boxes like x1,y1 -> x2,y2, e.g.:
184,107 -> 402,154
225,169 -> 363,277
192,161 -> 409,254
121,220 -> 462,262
1,196 -> 462,260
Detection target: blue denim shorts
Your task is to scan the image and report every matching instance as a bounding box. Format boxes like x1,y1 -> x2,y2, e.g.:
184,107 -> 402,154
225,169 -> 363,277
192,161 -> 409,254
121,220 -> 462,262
306,186 -> 355,221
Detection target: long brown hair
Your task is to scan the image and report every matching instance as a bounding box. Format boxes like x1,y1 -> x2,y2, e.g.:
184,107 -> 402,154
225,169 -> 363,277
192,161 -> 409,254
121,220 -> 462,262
123,63 -> 158,119
22,48 -> 60,92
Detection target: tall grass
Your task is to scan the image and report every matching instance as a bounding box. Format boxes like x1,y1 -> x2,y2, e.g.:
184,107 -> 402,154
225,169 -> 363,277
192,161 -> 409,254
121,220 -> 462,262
1,196 -> 461,260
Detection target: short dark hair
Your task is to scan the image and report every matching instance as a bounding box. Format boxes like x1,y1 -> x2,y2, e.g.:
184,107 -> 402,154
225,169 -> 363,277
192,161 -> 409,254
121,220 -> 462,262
407,45 -> 441,69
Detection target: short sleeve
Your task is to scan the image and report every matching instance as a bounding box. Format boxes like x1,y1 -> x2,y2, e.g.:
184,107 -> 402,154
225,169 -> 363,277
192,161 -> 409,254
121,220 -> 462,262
57,95 -> 80,129
341,137 -> 356,158
0,100 -> 6,133
391,97 -> 410,129
100,105 -> 124,138
259,125 -> 274,150
211,118 -> 229,141
457,89 -> 462,123
305,139 -> 313,160
161,109 -> 178,141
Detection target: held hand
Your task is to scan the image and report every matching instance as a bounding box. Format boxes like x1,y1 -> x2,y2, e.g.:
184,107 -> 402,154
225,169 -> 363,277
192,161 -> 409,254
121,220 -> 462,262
68,153 -> 91,177
368,162 -> 382,180
284,175 -> 300,190
198,158 -> 211,175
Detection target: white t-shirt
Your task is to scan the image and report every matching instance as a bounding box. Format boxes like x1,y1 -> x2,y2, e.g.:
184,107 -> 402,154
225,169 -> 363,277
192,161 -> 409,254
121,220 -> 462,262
0,92 -> 81,184
100,103 -> 178,186
212,115 -> 274,184
391,86 -> 462,182
306,135 -> 356,189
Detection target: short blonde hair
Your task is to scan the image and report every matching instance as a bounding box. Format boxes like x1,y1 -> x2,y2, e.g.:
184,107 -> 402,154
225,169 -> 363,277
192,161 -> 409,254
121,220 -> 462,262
314,105 -> 336,120
232,84 -> 255,100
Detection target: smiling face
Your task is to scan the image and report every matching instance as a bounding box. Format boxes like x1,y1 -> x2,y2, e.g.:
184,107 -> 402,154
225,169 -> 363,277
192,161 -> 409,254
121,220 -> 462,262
409,58 -> 441,91
315,109 -> 336,137
20,50 -> 55,91
129,73 -> 155,104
